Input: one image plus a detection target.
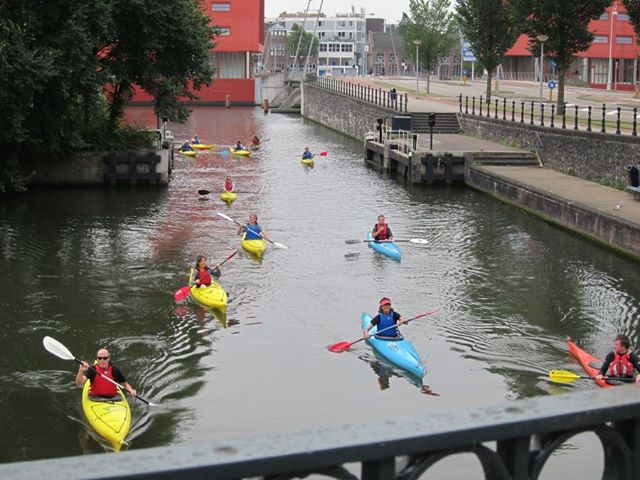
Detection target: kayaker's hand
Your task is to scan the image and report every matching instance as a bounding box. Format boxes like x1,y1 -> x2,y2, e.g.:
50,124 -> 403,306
80,361 -> 89,372
129,388 -> 137,397
636,374 -> 640,383
363,330 -> 369,339
595,374 -> 603,381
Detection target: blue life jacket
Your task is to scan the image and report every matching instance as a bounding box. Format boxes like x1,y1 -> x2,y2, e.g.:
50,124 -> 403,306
302,151 -> 313,159
377,310 -> 398,337
245,223 -> 262,240
180,143 -> 193,151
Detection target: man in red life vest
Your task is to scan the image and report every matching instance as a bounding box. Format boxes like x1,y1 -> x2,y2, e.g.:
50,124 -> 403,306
76,348 -> 137,398
596,334 -> 640,383
372,214 -> 393,241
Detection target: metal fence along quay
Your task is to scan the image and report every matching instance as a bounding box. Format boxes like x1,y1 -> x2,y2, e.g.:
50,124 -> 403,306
314,76 -> 409,113
2,386 -> 640,479
459,94 -> 640,137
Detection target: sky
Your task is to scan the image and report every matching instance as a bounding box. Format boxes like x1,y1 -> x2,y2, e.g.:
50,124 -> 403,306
265,0 -> 411,24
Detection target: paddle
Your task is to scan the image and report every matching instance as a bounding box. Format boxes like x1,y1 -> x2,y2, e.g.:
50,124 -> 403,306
174,250 -> 238,302
345,238 -> 429,245
328,308 -> 441,353
216,212 -> 288,250
198,189 -> 256,196
42,336 -> 156,406
549,369 -> 636,384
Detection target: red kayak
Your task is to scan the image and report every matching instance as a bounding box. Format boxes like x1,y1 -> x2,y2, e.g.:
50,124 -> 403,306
567,337 -> 612,388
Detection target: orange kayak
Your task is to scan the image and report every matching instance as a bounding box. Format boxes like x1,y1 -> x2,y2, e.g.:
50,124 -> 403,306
567,338 -> 611,388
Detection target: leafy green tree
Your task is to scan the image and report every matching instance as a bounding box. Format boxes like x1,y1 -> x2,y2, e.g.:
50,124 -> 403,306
622,1 -> 640,42
286,23 -> 319,70
510,0 -> 609,108
398,0 -> 456,93
103,0 -> 215,128
456,0 -> 519,102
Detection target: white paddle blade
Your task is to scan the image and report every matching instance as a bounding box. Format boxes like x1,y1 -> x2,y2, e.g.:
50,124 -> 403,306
272,242 -> 289,250
43,336 -> 75,361
216,212 -> 234,223
410,239 -> 429,244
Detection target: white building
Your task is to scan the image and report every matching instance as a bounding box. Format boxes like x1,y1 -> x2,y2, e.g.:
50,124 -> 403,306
277,14 -> 366,75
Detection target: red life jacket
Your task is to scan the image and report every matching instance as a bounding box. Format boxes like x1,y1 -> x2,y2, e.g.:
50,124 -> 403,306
607,352 -> 634,377
224,181 -> 233,192
196,267 -> 212,286
90,364 -> 117,397
374,223 -> 389,240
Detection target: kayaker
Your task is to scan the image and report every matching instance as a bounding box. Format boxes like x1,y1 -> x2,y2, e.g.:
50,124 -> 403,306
372,214 -> 393,241
250,135 -> 261,147
180,141 -> 194,152
224,176 -> 234,192
363,297 -> 406,339
192,255 -> 221,286
191,135 -> 201,145
76,348 -> 137,398
302,147 -> 314,160
234,140 -> 246,151
237,213 -> 269,241
595,334 -> 640,383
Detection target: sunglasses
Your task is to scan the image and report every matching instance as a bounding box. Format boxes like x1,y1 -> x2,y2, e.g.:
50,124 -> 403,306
97,356 -> 110,360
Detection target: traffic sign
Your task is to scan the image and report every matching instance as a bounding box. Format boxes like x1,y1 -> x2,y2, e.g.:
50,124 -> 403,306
548,80 -> 556,89
462,42 -> 476,62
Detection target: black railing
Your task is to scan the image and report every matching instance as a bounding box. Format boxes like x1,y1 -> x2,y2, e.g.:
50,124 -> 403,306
314,76 -> 408,113
458,94 -> 639,136
2,386 -> 640,479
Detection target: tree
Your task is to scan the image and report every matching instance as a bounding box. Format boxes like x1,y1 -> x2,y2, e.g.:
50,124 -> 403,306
398,0 -> 456,94
103,0 -> 215,129
510,0 -> 609,109
456,0 -> 519,103
286,23 -> 319,71
622,1 -> 640,43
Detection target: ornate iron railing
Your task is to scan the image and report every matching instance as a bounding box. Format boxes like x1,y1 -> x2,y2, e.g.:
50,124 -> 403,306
458,94 -> 639,137
313,77 -> 409,113
2,385 -> 640,479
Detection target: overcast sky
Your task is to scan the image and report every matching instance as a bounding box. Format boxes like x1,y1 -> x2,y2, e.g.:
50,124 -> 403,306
265,0 -> 411,24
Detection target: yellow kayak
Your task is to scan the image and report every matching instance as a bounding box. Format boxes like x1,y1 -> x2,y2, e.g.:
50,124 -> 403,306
82,380 -> 131,451
231,148 -> 252,157
179,150 -> 197,157
191,144 -> 214,150
220,191 -> 237,205
241,232 -> 267,257
190,281 -> 228,312
301,158 -> 314,167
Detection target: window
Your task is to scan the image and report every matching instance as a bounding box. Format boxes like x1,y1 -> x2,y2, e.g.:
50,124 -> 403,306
618,13 -> 630,21
338,32 -> 346,37
319,44 -> 327,52
593,35 -> 608,43
318,21 -> 323,26
329,43 -> 340,52
617,36 -> 633,44
599,13 -> 609,20
213,26 -> 231,36
318,32 -> 325,38
211,2 -> 230,11
340,44 -> 352,52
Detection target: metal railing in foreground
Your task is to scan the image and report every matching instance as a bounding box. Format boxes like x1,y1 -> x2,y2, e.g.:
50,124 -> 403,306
2,386 -> 640,479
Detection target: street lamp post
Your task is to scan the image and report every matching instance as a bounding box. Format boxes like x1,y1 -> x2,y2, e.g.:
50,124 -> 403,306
536,34 -> 548,100
607,3 -> 618,90
413,39 -> 421,94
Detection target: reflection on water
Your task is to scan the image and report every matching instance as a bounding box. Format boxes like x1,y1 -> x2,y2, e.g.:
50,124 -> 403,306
1,107 -> 640,475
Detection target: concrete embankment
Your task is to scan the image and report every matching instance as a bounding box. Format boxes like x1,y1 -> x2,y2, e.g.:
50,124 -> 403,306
467,165 -> 640,260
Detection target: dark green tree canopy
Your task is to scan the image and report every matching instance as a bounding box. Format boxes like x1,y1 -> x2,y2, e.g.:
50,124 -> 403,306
622,0 -> 640,39
286,23 -> 319,68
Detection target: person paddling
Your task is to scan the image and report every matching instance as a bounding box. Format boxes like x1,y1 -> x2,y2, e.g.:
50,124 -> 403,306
250,135 -> 261,148
192,135 -> 201,145
363,297 -> 406,339
234,140 -> 246,151
180,141 -> 194,152
76,348 -> 137,399
192,255 -> 221,286
237,213 -> 269,241
302,147 -> 314,160
224,176 -> 234,193
595,334 -> 640,383
372,214 -> 393,241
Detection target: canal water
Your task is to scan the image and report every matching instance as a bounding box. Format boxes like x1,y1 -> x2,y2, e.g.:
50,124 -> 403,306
1,107 -> 639,477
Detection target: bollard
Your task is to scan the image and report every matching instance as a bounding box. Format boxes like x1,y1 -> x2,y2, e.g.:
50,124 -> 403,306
634,108 -> 638,136
616,107 -> 621,135
574,105 -> 579,130
601,104 -> 606,133
263,98 -> 270,114
225,95 -> 231,108
520,101 -> 525,123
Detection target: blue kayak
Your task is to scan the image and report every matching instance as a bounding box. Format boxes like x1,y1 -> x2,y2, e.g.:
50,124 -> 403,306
367,232 -> 401,261
361,312 -> 425,379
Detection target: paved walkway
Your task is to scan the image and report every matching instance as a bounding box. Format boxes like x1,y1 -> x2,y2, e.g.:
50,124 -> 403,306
416,134 -> 525,152
477,165 -> 640,226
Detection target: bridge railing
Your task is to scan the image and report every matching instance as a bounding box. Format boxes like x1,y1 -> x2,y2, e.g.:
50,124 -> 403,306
2,385 -> 640,479
312,76 -> 409,113
459,94 -> 640,136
